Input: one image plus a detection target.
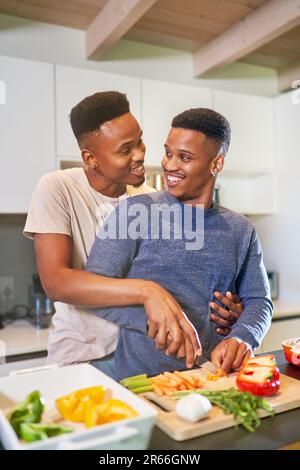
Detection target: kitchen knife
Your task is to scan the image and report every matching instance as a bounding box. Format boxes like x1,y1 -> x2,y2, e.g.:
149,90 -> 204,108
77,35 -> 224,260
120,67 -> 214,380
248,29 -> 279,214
194,354 -> 218,373
143,392 -> 175,412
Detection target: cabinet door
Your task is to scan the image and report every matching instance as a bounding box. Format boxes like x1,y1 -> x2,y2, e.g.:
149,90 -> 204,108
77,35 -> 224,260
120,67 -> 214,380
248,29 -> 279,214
261,318 -> 300,352
0,56 -> 55,213
213,90 -> 274,171
142,80 -> 213,166
217,171 -> 275,215
56,65 -> 141,160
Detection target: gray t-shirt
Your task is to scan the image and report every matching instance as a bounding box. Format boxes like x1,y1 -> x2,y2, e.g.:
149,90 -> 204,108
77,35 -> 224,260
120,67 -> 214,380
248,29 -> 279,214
86,192 -> 273,380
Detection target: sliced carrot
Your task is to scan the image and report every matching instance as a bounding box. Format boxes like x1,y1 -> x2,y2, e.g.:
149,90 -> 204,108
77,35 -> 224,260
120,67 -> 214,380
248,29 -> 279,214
174,371 -> 195,387
174,371 -> 187,380
160,386 -> 173,396
154,375 -> 169,383
191,373 -> 201,382
186,382 -> 195,390
193,375 -> 203,386
151,379 -> 174,389
164,372 -> 181,384
150,370 -> 205,396
206,369 -> 226,381
152,385 -> 164,397
183,374 -> 197,386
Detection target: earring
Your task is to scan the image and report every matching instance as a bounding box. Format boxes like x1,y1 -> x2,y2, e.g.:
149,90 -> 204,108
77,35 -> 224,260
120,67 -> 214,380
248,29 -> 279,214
211,170 -> 217,177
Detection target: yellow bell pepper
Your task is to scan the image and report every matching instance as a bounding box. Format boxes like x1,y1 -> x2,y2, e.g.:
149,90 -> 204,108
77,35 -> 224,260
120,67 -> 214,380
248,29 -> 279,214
56,386 -> 137,428
74,387 -> 108,403
84,401 -> 112,428
55,392 -> 79,421
55,386 -> 109,422
85,399 -> 138,428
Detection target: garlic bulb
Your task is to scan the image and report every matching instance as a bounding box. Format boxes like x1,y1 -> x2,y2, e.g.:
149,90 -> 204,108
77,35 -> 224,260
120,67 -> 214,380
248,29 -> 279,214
176,394 -> 212,423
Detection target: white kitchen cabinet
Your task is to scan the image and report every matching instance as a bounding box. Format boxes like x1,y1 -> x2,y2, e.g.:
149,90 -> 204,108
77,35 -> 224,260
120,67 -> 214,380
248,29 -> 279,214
55,65 -> 141,161
0,55 -> 55,213
258,318 -> 300,353
142,79 -> 213,166
213,90 -> 274,171
217,169 -> 276,215
213,90 -> 276,215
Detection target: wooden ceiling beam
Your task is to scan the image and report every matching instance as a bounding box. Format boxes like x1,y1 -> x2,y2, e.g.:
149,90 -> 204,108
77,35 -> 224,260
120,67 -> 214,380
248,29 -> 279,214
193,0 -> 300,77
86,0 -> 158,60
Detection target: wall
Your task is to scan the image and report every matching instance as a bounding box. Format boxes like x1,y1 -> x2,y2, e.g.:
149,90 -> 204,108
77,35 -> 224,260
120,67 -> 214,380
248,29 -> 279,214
0,215 -> 36,314
252,90 -> 300,306
1,12 -> 295,308
0,13 -> 278,97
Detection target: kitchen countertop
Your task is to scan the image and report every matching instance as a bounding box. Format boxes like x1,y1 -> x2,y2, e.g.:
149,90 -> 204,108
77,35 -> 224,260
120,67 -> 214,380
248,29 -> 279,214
0,349 -> 299,451
149,349 -> 300,450
0,319 -> 50,357
0,301 -> 298,359
273,301 -> 300,320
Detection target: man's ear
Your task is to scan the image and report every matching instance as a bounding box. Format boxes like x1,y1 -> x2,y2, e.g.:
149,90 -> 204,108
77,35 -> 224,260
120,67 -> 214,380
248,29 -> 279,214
81,148 -> 96,168
211,155 -> 225,176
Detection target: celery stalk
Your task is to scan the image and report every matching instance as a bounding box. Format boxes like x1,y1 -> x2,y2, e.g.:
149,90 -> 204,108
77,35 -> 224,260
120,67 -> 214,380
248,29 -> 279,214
130,385 -> 154,394
120,374 -> 148,385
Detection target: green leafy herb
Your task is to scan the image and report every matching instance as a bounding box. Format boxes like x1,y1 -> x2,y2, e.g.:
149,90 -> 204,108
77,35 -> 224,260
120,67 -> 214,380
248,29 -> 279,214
172,388 -> 274,432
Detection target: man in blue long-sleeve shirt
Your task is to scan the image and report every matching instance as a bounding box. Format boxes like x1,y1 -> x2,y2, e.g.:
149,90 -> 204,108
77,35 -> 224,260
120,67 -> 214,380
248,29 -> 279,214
86,108 -> 273,380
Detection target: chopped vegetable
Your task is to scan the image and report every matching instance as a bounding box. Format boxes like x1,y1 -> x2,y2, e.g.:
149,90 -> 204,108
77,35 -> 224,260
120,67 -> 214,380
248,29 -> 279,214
236,355 -> 280,397
126,385 -> 153,394
9,391 -> 45,436
20,423 -> 73,443
206,369 -> 227,381
121,371 -> 203,396
172,388 -> 273,432
55,386 -> 137,428
244,354 -> 277,368
55,386 -> 110,422
120,375 -> 152,393
84,399 -> 138,428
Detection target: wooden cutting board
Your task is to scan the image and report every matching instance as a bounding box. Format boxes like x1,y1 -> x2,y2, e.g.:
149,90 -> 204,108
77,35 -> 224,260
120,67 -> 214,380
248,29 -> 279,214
142,369 -> 300,441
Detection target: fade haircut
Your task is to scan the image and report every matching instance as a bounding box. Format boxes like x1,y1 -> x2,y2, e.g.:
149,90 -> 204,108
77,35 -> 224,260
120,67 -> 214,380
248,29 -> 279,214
171,108 -> 231,156
70,91 -> 130,143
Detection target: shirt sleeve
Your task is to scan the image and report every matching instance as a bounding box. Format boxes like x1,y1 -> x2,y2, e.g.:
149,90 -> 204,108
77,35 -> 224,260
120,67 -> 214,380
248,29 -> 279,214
85,199 -> 148,333
24,173 -> 71,239
225,227 -> 273,350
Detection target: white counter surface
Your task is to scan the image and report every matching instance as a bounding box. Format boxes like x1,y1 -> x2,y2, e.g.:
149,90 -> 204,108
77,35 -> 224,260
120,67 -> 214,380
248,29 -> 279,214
0,319 -> 50,357
273,301 -> 300,319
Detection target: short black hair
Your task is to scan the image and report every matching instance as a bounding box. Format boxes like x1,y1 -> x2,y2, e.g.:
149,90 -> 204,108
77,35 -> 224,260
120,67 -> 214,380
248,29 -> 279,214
171,108 -> 231,155
70,91 -> 130,142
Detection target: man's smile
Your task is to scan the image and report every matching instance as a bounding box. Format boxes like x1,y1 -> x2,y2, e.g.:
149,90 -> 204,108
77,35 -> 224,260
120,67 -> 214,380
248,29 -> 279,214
130,164 -> 145,177
164,172 -> 185,188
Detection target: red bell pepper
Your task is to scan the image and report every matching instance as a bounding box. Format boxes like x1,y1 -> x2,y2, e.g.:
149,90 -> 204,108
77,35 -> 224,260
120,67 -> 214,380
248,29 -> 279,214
236,355 -> 280,397
243,354 -> 277,368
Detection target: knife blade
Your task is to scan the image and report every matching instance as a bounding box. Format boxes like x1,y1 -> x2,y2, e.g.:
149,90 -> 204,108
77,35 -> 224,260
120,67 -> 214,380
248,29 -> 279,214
194,355 -> 218,374
143,392 -> 175,412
